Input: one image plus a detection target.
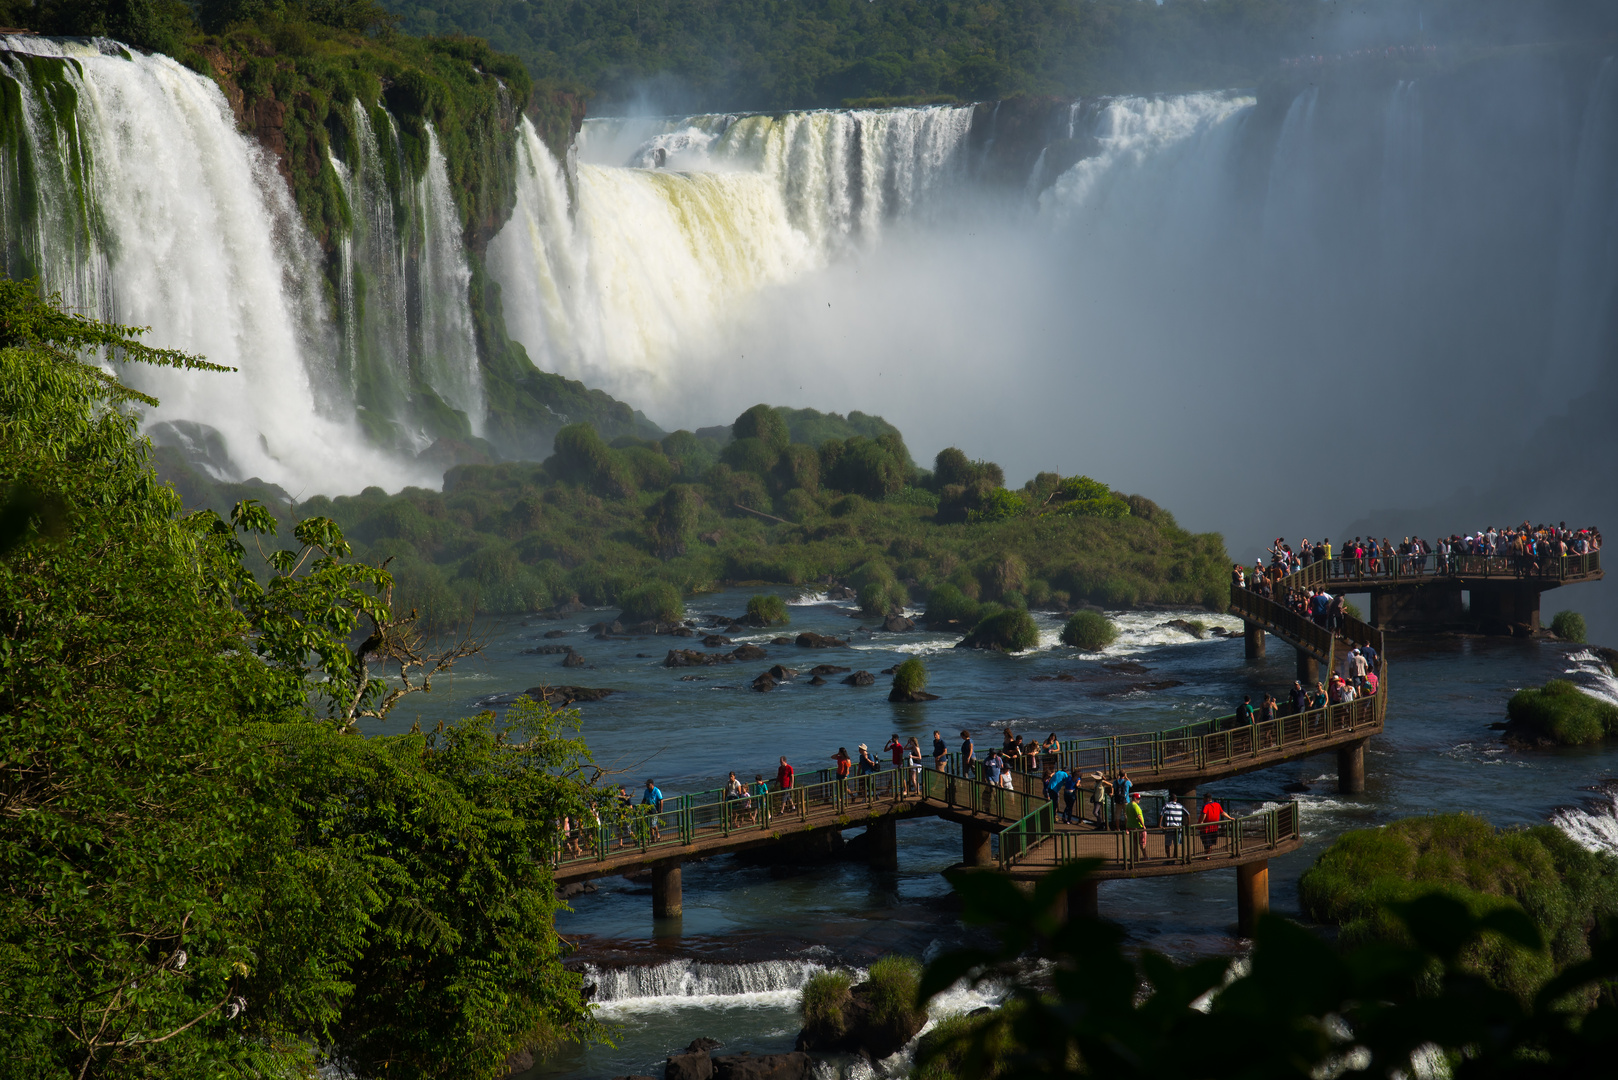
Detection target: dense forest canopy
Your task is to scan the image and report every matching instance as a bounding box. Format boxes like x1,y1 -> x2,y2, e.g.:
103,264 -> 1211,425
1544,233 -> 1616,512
376,0 -> 1618,111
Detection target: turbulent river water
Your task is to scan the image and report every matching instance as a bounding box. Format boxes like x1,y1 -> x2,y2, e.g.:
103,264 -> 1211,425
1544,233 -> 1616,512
381,588 -> 1618,1079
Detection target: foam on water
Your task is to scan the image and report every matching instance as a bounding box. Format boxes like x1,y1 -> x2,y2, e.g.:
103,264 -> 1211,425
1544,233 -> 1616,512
1552,784 -> 1618,856
583,957 -> 828,1015
1564,649 -> 1618,706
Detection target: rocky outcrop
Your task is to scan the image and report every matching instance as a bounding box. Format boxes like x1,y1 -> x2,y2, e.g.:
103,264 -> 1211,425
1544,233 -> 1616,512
731,644 -> 769,661
751,672 -> 778,692
712,1054 -> 811,1080
1160,619 -> 1207,639
809,664 -> 850,676
881,614 -> 915,632
887,687 -> 939,703
842,671 -> 876,687
520,685 -> 616,705
704,635 -> 734,647
795,977 -> 926,1061
796,632 -> 846,648
562,649 -> 585,667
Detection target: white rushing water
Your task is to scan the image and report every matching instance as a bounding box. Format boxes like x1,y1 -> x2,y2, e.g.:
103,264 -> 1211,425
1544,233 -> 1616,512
0,36 -> 429,492
583,957 -> 829,1014
489,106 -> 975,402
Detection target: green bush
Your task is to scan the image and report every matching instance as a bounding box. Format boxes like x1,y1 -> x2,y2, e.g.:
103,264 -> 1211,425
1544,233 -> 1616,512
1506,679 -> 1618,745
618,581 -> 684,624
1061,610 -> 1118,650
966,487 -> 1026,524
892,657 -> 928,698
732,403 -> 790,449
960,608 -> 1039,652
1298,813 -> 1618,1004
1552,610 -> 1588,643
746,594 -> 790,626
924,584 -> 980,627
801,969 -> 853,1034
721,435 -> 781,475
859,580 -> 908,616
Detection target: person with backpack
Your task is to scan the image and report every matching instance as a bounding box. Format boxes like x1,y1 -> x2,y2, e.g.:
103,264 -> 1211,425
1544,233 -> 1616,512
777,756 -> 796,813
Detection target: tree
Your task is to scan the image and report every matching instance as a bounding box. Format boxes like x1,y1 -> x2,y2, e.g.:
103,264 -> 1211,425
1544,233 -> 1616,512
732,402 -> 790,449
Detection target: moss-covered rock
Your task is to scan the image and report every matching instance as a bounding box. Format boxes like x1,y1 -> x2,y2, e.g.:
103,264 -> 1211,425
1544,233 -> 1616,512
1061,610 -> 1117,651
1505,679 -> 1618,746
796,956 -> 926,1060
958,607 -> 1038,652
1298,813 -> 1618,1004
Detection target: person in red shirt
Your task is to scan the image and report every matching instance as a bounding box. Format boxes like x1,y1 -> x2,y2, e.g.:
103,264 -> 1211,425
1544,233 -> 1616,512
1199,795 -> 1230,852
777,756 -> 795,812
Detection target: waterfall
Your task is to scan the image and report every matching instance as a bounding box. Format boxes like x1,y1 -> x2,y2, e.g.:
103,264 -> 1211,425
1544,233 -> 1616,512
1552,782 -> 1618,856
0,36 -> 428,492
413,126 -> 483,434
488,106 -> 975,402
581,958 -> 829,1010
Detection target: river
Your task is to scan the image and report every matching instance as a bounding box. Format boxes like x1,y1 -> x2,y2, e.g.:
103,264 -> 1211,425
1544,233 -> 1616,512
371,586 -> 1618,1079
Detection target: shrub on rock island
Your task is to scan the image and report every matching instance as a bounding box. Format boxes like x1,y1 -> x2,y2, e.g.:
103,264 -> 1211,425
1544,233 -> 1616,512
1061,610 -> 1118,651
859,580 -> 908,616
1552,610 -> 1588,643
618,581 -> 684,624
732,402 -> 791,450
1506,678 -> 1618,745
891,657 -> 928,698
924,584 -> 980,627
800,969 -> 853,1034
746,594 -> 790,626
960,608 -> 1038,652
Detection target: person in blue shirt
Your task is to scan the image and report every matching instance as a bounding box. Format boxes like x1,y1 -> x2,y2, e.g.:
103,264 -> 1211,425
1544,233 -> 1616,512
1061,771 -> 1079,824
1045,768 -> 1070,820
985,751 -> 1003,787
641,779 -> 664,842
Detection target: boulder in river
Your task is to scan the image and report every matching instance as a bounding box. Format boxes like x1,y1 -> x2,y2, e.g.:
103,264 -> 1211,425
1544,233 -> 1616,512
809,675 -> 827,685
795,961 -> 926,1061
809,664 -> 850,676
712,1052 -> 811,1080
766,665 -> 798,681
665,649 -> 732,668
520,685 -> 617,705
665,1042 -> 715,1080
731,644 -> 768,661
561,649 -> 585,668
795,632 -> 845,648
543,628 -> 569,639
589,620 -> 625,636
703,634 -> 734,647
842,670 -> 876,687
881,614 -> 915,632
826,584 -> 856,600
771,636 -> 795,645
751,672 -> 777,693
1160,618 -> 1208,639
522,644 -> 572,655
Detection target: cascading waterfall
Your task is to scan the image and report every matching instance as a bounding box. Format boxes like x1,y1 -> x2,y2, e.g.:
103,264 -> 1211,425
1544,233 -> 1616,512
581,958 -> 829,1010
488,106 -> 975,401
0,35 -> 425,492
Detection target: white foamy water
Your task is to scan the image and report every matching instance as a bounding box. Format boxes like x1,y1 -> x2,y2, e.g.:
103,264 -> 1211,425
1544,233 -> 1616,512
1563,649 -> 1618,706
1552,785 -> 1618,856
583,957 -> 828,1014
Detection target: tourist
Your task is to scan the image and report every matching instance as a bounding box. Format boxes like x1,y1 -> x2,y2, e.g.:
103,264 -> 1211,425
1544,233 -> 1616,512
932,730 -> 947,771
1062,771 -> 1079,823
1290,680 -> 1308,714
1161,792 -> 1186,858
1044,732 -> 1062,768
751,774 -> 769,821
725,770 -> 744,820
985,749 -> 1004,788
1045,764 -> 1070,818
960,730 -> 976,776
642,779 -> 664,842
777,756 -> 796,812
857,743 -> 882,800
1125,793 -> 1148,858
885,733 -> 904,773
832,746 -> 852,797
1199,793 -> 1228,852
615,785 -> 634,848
1237,695 -> 1255,727
1091,771 -> 1111,829
904,736 -> 923,795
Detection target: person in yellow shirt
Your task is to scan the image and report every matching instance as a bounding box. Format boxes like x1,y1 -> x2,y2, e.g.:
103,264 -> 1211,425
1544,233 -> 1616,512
1126,793 -> 1148,858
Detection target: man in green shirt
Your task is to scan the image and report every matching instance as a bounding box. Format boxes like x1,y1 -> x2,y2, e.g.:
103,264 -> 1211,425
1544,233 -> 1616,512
1125,794 -> 1148,858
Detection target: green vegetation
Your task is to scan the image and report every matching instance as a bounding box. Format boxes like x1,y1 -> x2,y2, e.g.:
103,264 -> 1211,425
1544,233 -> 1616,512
1060,610 -> 1118,651
0,280 -> 594,1077
172,405 -> 1230,630
892,657 -> 929,698
1553,610 -> 1589,643
915,860 -> 1618,1079
372,0 -> 1618,112
960,607 -> 1040,653
618,579 -> 684,624
1506,679 -> 1618,745
1298,814 -> 1618,1002
801,969 -> 854,1033
862,955 -> 926,1043
747,593 -> 790,626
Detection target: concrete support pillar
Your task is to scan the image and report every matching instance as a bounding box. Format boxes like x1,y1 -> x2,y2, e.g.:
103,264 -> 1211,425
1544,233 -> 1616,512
1068,879 -> 1099,921
1236,860 -> 1269,938
652,860 -> 682,919
1295,648 -> 1318,684
962,824 -> 993,867
1337,738 -> 1367,795
867,816 -> 899,871
1243,621 -> 1265,659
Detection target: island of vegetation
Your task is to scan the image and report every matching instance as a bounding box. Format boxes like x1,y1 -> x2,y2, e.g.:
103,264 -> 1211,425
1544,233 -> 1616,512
1504,678 -> 1618,746
169,400 -> 1232,636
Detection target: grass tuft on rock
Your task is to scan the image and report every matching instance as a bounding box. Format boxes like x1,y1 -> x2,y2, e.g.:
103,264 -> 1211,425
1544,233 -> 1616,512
800,969 -> 853,1035
892,657 -> 928,698
1060,610 -> 1117,650
1505,679 -> 1618,745
862,955 -> 925,1035
746,594 -> 790,626
1551,610 -> 1587,643
617,581 -> 684,624
960,607 -> 1038,652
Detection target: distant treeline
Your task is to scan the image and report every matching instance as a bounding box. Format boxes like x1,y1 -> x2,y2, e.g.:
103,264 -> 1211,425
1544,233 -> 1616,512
375,0 -> 1618,112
